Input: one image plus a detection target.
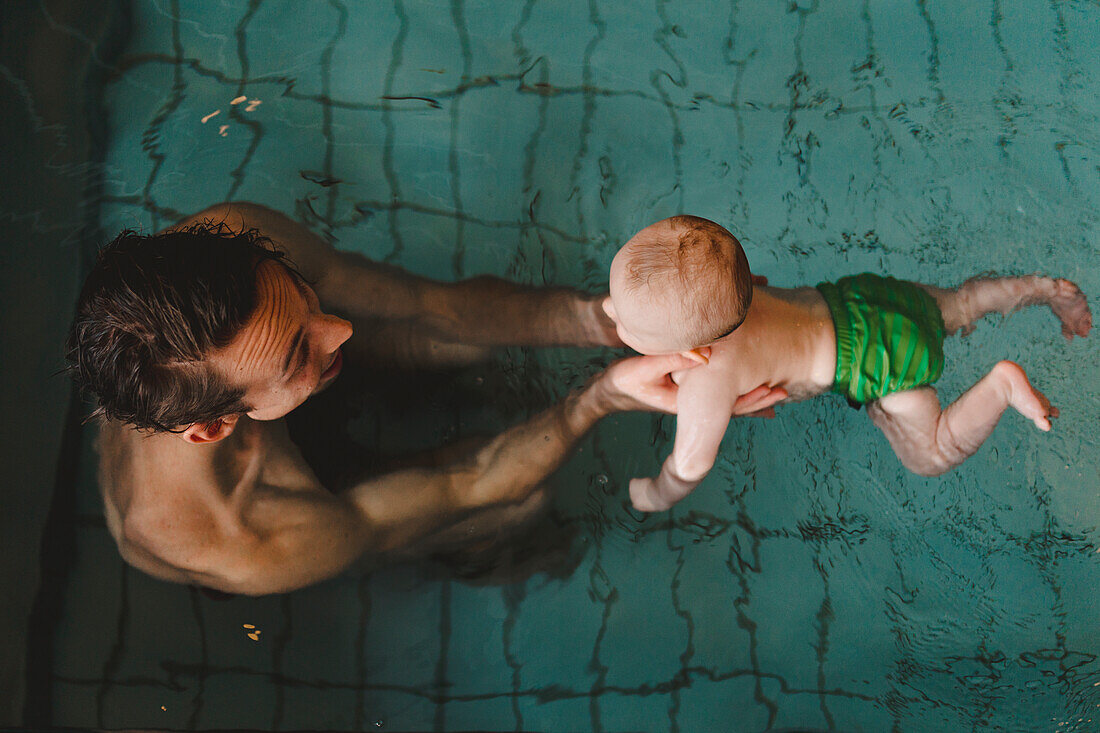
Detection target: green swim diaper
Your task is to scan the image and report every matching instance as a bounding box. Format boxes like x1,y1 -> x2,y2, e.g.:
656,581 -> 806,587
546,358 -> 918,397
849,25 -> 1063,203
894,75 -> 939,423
815,273 -> 946,405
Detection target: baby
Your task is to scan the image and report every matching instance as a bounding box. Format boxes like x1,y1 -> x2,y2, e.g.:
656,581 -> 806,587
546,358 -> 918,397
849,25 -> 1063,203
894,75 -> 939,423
603,216 -> 1093,512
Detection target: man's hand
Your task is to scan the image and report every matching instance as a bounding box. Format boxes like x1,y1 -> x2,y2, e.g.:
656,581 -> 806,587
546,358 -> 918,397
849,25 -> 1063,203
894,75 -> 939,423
592,352 -> 708,414
731,384 -> 788,418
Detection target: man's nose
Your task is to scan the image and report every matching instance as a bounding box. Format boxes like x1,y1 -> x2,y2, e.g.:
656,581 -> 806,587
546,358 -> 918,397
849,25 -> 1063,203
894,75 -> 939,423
318,313 -> 353,350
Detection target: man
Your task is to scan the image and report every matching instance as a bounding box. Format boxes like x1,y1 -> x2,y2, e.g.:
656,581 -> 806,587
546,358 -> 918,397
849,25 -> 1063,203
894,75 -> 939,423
69,202 -> 784,595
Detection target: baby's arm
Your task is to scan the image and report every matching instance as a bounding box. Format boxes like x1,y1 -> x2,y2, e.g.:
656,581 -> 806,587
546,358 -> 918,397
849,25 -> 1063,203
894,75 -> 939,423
629,375 -> 733,512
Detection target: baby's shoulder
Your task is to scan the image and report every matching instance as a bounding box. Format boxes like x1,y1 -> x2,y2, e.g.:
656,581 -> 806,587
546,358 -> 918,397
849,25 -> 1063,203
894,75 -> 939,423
672,353 -> 736,389
704,341 -> 744,371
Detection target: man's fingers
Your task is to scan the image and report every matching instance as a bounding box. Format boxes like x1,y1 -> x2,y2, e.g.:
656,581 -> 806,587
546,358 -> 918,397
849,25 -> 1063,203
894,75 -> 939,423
649,391 -> 679,414
604,353 -> 710,414
637,375 -> 678,413
734,385 -> 772,409
731,385 -> 788,416
644,351 -> 704,375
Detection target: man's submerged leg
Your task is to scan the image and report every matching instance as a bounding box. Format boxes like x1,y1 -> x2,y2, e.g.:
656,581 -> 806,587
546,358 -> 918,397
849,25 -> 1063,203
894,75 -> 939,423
867,364 -> 1055,477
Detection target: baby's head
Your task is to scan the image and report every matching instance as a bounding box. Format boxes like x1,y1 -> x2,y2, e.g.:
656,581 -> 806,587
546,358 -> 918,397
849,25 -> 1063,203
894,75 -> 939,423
604,215 -> 752,357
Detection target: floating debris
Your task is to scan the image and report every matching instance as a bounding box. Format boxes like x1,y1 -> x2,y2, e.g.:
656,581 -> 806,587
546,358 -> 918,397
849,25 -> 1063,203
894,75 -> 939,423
245,99 -> 262,112
530,82 -> 558,97
242,624 -> 255,629
300,170 -> 343,187
218,125 -> 229,137
381,95 -> 441,109
230,95 -> 247,105
201,110 -> 220,124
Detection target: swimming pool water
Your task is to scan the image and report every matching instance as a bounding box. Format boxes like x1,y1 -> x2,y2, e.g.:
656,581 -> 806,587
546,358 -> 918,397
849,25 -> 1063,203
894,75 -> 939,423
44,0 -> 1100,730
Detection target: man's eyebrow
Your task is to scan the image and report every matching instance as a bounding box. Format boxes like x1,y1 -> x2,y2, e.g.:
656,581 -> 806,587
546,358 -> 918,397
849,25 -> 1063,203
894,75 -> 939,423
287,268 -> 312,297
282,326 -> 304,377
277,267 -> 315,378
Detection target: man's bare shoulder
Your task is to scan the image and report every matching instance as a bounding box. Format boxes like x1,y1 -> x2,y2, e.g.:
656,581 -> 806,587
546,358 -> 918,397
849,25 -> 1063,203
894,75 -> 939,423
161,201 -> 263,235
97,417 -> 322,580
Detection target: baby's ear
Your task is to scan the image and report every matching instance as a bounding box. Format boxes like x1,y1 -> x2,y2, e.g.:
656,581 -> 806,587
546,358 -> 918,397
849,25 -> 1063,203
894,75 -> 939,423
601,296 -> 616,321
680,348 -> 709,365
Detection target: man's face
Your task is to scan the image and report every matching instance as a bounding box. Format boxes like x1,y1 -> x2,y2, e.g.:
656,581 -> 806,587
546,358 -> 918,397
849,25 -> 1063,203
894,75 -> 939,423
207,259 -> 353,421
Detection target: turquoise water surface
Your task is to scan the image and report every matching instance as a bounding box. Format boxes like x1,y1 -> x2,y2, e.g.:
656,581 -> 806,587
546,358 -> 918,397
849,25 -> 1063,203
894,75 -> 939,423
46,1 -> 1100,730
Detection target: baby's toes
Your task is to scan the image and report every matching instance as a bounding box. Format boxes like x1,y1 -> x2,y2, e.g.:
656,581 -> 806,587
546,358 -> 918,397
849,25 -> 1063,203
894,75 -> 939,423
1053,278 -> 1083,298
1035,389 -> 1053,414
1031,391 -> 1055,431
1051,279 -> 1092,338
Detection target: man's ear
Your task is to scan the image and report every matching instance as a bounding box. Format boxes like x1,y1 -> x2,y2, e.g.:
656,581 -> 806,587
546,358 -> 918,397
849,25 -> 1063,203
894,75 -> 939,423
179,414 -> 240,444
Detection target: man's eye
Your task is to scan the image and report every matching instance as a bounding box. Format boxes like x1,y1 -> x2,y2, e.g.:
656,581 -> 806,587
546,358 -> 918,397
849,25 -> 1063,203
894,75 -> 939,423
296,342 -> 310,374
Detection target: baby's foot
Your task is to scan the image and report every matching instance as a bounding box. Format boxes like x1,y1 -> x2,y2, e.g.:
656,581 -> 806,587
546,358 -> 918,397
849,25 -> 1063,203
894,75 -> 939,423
1047,278 -> 1092,340
993,361 -> 1057,431
629,477 -> 671,513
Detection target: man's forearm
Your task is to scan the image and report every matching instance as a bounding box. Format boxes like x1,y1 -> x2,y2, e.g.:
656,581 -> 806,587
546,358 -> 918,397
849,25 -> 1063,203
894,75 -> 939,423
451,383 -> 608,510
439,349 -> 701,514
182,202 -> 619,348
328,251 -> 615,347
415,275 -> 613,348
345,378 -> 613,553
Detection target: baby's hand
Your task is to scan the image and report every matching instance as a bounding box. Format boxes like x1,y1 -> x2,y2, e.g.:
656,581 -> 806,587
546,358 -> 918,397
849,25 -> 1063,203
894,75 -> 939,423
629,477 -> 673,513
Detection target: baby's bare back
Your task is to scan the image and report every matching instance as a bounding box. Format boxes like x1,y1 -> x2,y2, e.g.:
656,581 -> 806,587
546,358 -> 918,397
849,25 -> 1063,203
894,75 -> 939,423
632,286 -> 840,512
674,285 -> 838,406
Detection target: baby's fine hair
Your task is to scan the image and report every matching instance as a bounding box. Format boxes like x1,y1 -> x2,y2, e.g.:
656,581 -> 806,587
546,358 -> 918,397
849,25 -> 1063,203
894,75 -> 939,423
621,215 -> 752,347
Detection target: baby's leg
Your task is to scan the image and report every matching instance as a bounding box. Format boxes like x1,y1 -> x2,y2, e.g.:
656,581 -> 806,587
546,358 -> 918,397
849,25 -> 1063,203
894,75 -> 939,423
916,275 -> 1091,339
866,362 -> 1055,476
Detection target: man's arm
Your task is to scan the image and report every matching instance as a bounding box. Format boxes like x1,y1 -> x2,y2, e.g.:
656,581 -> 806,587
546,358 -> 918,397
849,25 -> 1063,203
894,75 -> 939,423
174,202 -> 619,347
147,353 -> 696,595
347,352 -> 697,550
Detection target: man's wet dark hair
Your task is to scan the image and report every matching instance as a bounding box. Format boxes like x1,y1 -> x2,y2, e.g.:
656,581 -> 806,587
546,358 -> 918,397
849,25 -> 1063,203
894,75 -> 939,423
67,221 -> 295,432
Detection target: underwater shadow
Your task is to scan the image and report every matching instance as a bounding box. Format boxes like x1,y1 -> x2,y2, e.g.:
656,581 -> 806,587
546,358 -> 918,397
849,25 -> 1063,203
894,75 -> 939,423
286,356 -> 588,587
